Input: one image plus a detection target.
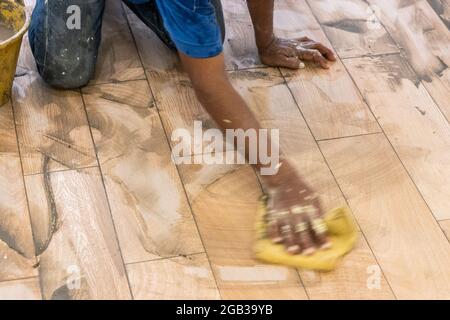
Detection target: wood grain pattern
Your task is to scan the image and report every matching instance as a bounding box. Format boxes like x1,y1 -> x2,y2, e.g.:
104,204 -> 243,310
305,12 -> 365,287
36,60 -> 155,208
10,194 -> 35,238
307,0 -> 399,58
89,0 -> 145,85
82,81 -> 204,264
283,63 -> 381,140
0,102 -> 37,281
0,277 -> 42,300
24,167 -> 131,300
127,253 -> 220,300
12,73 -> 97,175
320,134 -> 450,299
367,0 -> 450,122
275,0 -> 381,140
344,55 -> 450,220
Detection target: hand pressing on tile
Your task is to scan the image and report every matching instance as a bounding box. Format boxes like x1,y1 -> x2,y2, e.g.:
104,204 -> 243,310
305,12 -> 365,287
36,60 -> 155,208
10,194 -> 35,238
262,160 -> 332,255
258,36 -> 337,70
246,0 -> 336,70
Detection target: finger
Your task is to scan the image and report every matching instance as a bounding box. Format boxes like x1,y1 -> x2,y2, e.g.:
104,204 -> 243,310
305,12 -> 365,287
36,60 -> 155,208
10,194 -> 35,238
298,48 -> 330,69
291,207 -> 317,255
295,220 -> 317,255
310,199 -> 331,249
297,39 -> 336,61
297,36 -> 312,42
267,218 -> 283,244
297,48 -> 330,69
311,43 -> 336,61
279,217 -> 300,254
279,56 -> 305,70
311,217 -> 331,249
301,199 -> 331,249
279,46 -> 298,58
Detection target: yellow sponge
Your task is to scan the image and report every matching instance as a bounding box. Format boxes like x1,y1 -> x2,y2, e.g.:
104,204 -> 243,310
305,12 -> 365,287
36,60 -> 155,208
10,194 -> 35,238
254,198 -> 358,271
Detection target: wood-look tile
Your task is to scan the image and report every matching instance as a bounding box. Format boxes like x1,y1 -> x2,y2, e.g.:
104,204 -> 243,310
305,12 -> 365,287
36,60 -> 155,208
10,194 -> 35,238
24,167 -> 131,300
320,134 -> 450,299
0,277 -> 42,300
307,0 -> 399,58
12,73 -> 96,175
275,0 -> 380,140
0,102 -> 37,281
82,81 -> 204,263
367,0 -> 450,122
345,55 -> 450,220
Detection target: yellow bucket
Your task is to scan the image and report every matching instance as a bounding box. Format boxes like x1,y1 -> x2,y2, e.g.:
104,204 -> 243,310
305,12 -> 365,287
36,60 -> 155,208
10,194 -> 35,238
0,0 -> 30,106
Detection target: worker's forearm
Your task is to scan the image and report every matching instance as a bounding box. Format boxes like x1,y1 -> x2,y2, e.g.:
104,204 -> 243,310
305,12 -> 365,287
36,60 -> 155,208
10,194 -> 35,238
195,81 -> 270,167
194,80 -> 297,187
246,0 -> 275,52
179,52 -> 297,186
194,78 -> 262,144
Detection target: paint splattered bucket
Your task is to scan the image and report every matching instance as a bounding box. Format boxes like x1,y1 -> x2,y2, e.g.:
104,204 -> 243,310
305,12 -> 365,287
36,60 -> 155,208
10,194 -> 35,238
0,0 -> 30,106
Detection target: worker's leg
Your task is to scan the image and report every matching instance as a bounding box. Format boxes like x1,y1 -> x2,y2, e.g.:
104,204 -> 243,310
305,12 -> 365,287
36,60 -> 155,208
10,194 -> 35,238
122,0 -> 225,49
28,0 -> 106,88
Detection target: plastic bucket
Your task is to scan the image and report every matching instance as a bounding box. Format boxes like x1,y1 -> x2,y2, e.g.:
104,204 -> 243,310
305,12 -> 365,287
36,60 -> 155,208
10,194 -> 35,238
0,0 -> 30,106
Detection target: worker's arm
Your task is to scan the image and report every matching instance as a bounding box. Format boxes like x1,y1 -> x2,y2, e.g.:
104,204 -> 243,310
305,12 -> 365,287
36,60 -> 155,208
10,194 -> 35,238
179,52 -> 330,254
246,0 -> 336,69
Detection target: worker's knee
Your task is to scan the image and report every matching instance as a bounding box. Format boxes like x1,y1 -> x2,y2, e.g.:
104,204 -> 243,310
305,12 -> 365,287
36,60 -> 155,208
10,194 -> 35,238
34,57 -> 95,89
28,0 -> 103,89
28,16 -> 98,89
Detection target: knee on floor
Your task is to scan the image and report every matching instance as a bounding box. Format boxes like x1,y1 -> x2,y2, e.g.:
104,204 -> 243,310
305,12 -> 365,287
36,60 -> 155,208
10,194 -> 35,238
36,59 -> 96,89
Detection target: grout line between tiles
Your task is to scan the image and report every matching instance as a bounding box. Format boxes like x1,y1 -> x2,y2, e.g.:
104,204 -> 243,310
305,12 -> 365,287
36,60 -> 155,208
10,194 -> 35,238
124,252 -> 207,267
10,94 -> 45,300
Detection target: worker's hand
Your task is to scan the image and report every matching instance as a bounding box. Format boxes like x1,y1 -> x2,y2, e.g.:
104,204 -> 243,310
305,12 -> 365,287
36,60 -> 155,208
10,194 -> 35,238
258,36 -> 336,69
263,162 -> 331,255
